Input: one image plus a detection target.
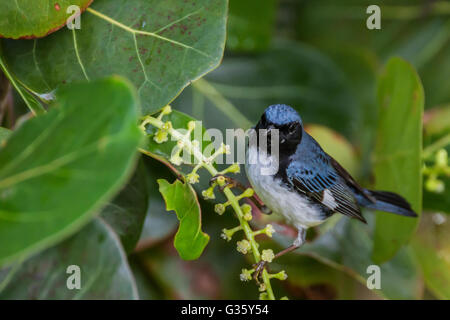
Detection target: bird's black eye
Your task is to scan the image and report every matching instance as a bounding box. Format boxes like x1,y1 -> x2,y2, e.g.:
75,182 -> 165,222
288,122 -> 297,135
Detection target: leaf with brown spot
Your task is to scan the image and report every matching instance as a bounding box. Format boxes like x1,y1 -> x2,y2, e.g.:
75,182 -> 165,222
0,1 -> 93,39
1,0 -> 227,114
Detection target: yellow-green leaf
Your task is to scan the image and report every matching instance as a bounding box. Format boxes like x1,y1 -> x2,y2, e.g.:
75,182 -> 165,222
157,178 -> 209,260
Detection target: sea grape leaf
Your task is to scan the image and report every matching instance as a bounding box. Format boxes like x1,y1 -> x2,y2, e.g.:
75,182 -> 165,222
1,0 -> 227,114
0,76 -> 142,266
0,0 -> 93,39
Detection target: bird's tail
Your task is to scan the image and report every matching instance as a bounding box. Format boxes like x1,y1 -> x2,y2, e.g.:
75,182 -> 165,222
362,190 -> 417,217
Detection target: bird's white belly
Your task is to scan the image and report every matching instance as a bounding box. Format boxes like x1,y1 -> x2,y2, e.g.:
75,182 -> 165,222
245,145 -> 326,228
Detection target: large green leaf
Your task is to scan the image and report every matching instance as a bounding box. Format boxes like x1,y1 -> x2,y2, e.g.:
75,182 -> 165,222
1,0 -> 227,114
0,77 -> 142,266
0,219 -> 138,299
101,158 -> 149,254
372,57 -> 423,263
157,179 -> 209,260
0,1 -> 93,39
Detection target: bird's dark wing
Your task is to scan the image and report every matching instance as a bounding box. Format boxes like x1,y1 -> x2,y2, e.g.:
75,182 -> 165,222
287,162 -> 366,223
328,156 -> 376,204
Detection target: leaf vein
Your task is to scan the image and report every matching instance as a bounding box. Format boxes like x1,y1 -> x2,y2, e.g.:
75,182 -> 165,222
86,7 -> 211,58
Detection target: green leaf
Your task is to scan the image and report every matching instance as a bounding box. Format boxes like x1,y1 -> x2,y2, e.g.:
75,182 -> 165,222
372,57 -> 424,263
1,0 -> 227,114
157,178 -> 209,260
101,158 -> 149,253
0,127 -> 11,145
412,214 -> 450,299
227,0 -> 278,52
0,76 -> 142,266
0,1 -> 93,39
0,219 -> 138,299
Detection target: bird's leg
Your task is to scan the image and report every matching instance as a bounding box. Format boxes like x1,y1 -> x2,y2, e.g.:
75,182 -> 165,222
210,174 -> 245,191
253,227 -> 306,283
209,174 -> 272,214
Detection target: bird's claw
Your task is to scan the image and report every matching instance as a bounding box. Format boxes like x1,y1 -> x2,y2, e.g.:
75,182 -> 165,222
261,205 -> 272,215
253,261 -> 268,285
209,174 -> 234,191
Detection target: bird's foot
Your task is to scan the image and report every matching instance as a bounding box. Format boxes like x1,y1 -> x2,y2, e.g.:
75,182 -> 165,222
260,205 -> 272,215
252,261 -> 268,285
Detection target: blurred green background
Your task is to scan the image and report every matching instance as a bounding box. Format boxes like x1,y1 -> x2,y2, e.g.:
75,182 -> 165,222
137,0 -> 450,299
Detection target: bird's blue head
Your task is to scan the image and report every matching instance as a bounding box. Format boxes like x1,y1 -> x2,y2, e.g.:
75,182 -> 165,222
264,104 -> 303,127
254,104 -> 304,152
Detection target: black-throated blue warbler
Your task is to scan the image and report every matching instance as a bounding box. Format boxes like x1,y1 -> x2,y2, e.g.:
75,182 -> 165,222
245,104 -> 417,271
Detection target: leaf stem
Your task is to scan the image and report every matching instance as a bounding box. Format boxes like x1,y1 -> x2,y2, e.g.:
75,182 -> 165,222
0,55 -> 45,115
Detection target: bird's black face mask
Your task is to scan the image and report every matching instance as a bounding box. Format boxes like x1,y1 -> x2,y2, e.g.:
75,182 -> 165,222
253,113 -> 303,157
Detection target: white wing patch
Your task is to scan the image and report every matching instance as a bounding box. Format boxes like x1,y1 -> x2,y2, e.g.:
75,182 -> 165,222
322,189 -> 338,209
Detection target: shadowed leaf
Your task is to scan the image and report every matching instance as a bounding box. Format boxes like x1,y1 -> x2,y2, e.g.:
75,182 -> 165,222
101,158 -> 150,253
0,219 -> 138,299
